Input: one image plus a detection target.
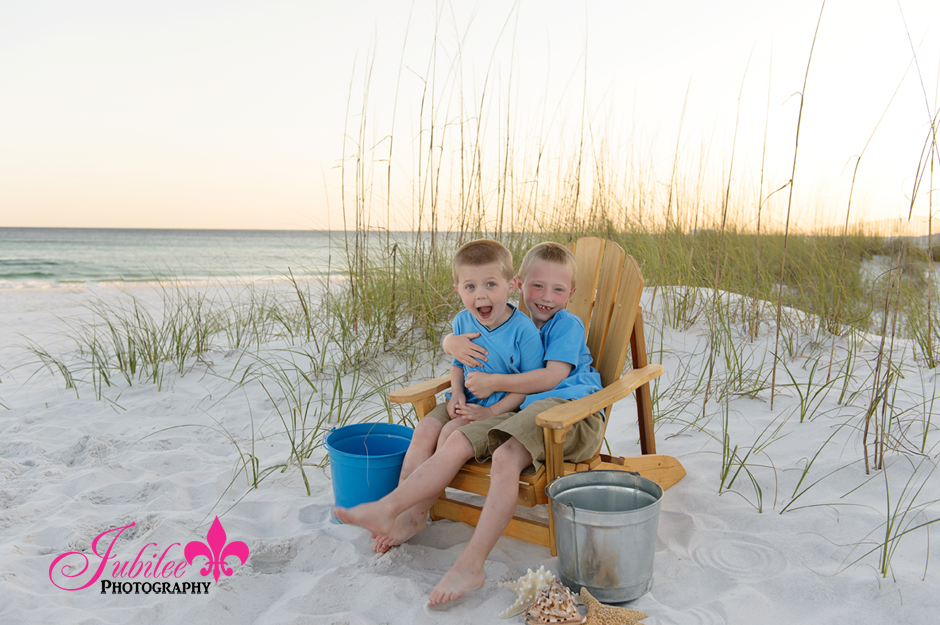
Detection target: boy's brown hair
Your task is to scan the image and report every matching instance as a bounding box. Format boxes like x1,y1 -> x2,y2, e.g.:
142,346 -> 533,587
518,241 -> 578,289
452,239 -> 515,283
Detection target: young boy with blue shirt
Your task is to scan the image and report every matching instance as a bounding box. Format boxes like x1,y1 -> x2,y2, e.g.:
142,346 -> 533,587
362,239 -> 543,553
335,241 -> 604,607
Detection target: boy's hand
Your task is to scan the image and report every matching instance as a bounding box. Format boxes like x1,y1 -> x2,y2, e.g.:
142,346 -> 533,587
454,402 -> 495,422
446,392 -> 466,419
443,332 -> 488,368
465,371 -> 499,399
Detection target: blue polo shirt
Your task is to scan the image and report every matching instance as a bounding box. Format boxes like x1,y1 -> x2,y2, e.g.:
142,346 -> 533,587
449,304 -> 544,408
521,309 -> 602,409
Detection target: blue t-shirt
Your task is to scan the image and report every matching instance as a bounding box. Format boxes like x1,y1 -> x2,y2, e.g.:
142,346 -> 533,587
520,309 -> 602,409
449,304 -> 544,408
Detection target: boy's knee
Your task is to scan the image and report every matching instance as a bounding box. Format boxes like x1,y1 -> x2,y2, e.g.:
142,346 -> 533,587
410,420 -> 443,452
491,437 -> 531,469
441,431 -> 474,459
414,418 -> 443,438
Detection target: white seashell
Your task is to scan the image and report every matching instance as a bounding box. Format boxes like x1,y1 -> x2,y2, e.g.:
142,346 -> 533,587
498,565 -> 556,618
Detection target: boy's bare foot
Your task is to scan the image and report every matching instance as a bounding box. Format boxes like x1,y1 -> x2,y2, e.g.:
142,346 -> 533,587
333,501 -> 393,537
370,508 -> 428,553
428,563 -> 485,606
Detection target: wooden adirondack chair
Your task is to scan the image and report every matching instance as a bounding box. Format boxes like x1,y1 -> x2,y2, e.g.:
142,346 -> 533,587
388,237 -> 685,555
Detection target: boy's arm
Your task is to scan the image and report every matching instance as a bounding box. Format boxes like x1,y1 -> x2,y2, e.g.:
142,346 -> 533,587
442,332 -> 488,368
454,391 -> 526,422
467,312 -> 587,399
465,361 -> 573,399
446,365 -> 467,419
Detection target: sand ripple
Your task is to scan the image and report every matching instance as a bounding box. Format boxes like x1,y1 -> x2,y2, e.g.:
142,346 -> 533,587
690,532 -> 787,581
653,603 -> 729,625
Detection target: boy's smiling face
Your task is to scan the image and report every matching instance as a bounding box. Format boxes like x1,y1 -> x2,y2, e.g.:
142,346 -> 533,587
517,261 -> 574,328
454,263 -> 515,329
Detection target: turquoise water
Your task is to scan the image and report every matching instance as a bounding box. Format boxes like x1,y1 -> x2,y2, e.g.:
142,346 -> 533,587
0,228 -> 351,289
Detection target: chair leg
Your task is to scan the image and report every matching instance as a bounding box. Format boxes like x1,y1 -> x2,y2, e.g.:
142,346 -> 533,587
543,426 -> 569,557
635,383 -> 655,455
631,308 -> 657,455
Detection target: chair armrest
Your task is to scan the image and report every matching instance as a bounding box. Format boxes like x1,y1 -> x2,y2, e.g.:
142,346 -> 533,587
535,364 -> 664,429
388,373 -> 451,404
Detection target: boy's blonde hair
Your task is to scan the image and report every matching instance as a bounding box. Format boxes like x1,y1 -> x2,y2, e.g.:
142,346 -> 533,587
518,241 -> 578,289
452,239 -> 515,283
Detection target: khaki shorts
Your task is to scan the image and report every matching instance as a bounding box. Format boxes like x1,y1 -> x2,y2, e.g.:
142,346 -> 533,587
424,402 -> 454,426
424,398 -> 605,473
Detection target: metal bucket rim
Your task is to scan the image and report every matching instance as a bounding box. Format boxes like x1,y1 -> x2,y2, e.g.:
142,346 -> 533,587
545,469 -> 663,514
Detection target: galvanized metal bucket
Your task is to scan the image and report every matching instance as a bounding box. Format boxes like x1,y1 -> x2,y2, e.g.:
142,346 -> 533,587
545,470 -> 663,603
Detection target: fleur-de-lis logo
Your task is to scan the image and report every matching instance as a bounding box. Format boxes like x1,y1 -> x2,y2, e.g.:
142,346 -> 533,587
184,517 -> 250,583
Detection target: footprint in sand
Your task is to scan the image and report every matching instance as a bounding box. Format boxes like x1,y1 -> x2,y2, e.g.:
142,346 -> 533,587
60,435 -> 118,467
249,538 -> 298,573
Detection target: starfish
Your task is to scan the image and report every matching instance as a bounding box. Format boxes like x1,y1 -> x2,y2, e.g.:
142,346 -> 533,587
580,588 -> 648,625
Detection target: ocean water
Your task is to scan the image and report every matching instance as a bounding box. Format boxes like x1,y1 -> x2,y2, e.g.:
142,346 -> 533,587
0,228 -> 352,290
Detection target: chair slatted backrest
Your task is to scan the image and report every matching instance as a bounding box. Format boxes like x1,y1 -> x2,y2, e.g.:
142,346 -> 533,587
595,253 -> 644,387
583,242 -> 625,369
568,238 -> 644,388
565,238 -> 605,331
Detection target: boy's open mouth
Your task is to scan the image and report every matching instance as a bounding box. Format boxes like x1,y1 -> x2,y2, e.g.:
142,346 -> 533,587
477,305 -> 493,319
534,303 -> 553,313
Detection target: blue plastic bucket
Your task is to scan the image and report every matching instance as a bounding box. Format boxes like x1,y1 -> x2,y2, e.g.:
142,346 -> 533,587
325,422 -> 414,509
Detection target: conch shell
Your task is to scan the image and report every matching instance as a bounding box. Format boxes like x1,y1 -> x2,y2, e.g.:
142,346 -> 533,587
523,578 -> 585,625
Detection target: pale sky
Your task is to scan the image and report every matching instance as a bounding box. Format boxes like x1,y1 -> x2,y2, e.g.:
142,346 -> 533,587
1,1 -> 938,232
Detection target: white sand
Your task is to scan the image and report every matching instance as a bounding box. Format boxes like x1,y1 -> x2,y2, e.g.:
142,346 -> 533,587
1,285 -> 937,624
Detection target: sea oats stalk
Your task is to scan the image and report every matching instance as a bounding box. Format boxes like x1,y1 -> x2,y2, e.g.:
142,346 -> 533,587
772,0 -> 825,411
750,51 -> 774,341
827,60 -> 912,380
703,58 -> 751,415
899,4 -> 940,368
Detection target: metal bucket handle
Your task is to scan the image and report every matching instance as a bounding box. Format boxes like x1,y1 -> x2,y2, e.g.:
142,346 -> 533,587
562,498 -> 580,582
554,470 -> 641,588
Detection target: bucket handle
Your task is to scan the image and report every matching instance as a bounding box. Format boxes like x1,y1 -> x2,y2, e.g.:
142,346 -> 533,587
625,470 -> 640,511
563,499 -> 581,585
